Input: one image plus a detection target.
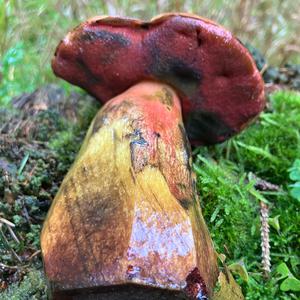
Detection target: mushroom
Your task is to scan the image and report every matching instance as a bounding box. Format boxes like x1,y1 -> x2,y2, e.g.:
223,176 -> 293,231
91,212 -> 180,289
41,13 -> 265,300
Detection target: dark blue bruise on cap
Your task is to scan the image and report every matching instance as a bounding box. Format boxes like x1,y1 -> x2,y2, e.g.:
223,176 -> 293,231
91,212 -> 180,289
79,30 -> 131,47
185,110 -> 235,144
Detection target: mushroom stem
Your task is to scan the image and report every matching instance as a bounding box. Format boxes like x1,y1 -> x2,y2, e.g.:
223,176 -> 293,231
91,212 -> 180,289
41,81 -> 219,299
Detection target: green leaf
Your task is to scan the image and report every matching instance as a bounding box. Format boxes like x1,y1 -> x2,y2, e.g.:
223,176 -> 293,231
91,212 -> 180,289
280,277 -> 300,292
210,206 -> 221,222
217,253 -> 226,263
290,186 -> 300,201
288,159 -> 300,181
290,256 -> 300,274
288,160 -> 300,201
269,215 -> 280,232
249,188 -> 268,203
235,141 -> 278,163
250,224 -> 256,236
215,219 -> 224,227
228,261 -> 249,282
18,153 -> 30,176
276,262 -> 290,277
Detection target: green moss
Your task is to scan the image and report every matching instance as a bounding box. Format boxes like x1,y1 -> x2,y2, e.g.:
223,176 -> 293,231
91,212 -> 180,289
1,269 -> 47,300
194,90 -> 300,299
48,99 -> 100,173
228,91 -> 300,184
194,156 -> 260,259
0,87 -> 99,291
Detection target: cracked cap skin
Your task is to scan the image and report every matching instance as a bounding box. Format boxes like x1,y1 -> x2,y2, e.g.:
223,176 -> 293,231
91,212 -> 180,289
52,13 -> 265,145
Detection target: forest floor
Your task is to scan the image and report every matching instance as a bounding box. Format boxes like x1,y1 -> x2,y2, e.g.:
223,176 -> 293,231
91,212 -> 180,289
0,77 -> 299,299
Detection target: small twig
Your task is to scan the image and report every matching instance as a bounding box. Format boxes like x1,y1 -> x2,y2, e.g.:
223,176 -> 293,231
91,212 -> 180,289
6,225 -> 20,244
0,226 -> 22,264
0,262 -> 18,270
28,164 -> 37,177
28,250 -> 41,261
23,164 -> 37,186
249,172 -> 280,192
260,63 -> 268,76
0,217 -> 15,228
0,218 -> 20,244
21,206 -> 32,225
223,244 -> 230,257
12,119 -> 23,135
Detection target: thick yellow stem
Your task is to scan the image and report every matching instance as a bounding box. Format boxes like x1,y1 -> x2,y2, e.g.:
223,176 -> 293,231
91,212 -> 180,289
41,82 -> 241,299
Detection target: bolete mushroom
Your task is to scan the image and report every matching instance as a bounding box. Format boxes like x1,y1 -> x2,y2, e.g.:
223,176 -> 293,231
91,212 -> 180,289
41,13 -> 265,300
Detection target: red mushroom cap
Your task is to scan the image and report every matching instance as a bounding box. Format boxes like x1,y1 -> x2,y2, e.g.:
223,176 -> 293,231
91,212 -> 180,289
52,13 -> 265,145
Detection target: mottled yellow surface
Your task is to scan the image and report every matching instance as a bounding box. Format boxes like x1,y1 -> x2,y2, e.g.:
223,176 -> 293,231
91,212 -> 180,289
41,82 -> 219,297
